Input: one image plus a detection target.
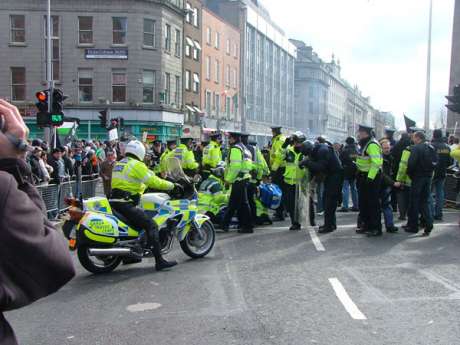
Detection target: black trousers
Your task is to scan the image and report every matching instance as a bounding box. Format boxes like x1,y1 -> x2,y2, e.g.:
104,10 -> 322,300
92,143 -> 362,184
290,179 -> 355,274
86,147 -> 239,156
283,183 -> 300,226
247,182 -> 258,223
357,173 -> 382,232
408,176 -> 433,230
272,168 -> 286,218
323,172 -> 343,229
222,180 -> 253,230
110,201 -> 162,260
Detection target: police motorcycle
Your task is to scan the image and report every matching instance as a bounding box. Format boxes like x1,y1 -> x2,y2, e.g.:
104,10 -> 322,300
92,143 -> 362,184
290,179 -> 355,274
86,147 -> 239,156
64,157 -> 216,274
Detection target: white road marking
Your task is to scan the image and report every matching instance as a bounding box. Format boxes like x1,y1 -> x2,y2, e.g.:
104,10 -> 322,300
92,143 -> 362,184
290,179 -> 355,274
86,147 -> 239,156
328,278 -> 367,320
126,302 -> 162,313
308,227 -> 325,251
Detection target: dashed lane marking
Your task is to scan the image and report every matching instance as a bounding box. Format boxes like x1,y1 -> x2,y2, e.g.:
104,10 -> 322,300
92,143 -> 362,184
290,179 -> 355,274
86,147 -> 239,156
308,227 -> 325,251
328,278 -> 367,320
126,302 -> 162,313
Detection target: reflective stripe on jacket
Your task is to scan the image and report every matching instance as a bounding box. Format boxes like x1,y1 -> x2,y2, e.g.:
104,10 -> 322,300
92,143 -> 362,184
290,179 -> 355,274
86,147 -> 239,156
270,134 -> 286,171
356,139 -> 383,180
283,145 -> 305,185
225,143 -> 251,183
202,140 -> 222,169
111,157 -> 174,197
173,144 -> 199,171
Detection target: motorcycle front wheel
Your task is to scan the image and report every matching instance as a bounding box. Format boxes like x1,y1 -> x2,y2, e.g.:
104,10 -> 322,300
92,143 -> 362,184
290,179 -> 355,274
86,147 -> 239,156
180,220 -> 216,258
77,245 -> 122,274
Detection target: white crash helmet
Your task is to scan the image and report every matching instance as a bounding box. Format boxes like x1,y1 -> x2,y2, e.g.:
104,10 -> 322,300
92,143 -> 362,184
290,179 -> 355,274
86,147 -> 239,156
125,140 -> 146,161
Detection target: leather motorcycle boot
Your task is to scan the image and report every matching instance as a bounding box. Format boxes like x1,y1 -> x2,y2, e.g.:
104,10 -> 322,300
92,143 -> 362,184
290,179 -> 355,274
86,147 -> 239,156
150,238 -> 177,271
386,226 -> 399,233
289,223 -> 301,231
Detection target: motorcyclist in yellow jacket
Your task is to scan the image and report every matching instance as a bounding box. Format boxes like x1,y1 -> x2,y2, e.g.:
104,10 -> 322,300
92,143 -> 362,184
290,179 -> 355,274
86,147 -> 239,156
269,126 -> 287,221
173,137 -> 199,176
202,132 -> 222,180
221,131 -> 254,233
110,140 -> 178,271
356,125 -> 384,237
159,139 -> 177,176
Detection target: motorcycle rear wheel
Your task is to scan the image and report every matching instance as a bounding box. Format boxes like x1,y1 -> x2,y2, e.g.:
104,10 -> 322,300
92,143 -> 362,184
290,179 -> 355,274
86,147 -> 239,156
77,245 -> 122,274
180,220 -> 215,258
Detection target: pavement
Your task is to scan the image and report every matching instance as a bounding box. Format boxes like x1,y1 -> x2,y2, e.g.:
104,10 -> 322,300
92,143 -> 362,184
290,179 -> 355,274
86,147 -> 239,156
6,210 -> 460,345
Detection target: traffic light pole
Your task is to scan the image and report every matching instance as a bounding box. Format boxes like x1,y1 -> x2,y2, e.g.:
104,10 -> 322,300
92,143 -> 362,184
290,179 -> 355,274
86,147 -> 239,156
45,0 -> 56,148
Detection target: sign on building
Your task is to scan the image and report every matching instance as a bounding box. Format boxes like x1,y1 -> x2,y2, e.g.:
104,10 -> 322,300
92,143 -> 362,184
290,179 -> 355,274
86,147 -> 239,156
85,49 -> 129,60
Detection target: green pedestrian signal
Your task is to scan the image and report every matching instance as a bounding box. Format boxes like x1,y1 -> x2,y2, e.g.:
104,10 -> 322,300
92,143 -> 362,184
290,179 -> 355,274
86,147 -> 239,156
51,114 -> 64,126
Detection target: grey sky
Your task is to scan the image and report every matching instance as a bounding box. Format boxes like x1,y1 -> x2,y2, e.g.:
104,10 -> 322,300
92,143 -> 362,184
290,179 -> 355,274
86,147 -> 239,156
262,0 -> 455,128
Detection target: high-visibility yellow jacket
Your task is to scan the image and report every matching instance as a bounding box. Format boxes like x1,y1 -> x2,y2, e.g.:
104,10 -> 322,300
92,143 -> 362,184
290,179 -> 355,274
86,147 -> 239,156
173,144 -> 199,171
451,146 -> 460,163
270,134 -> 286,172
283,145 -> 305,185
255,147 -> 270,180
396,147 -> 412,186
225,143 -> 252,184
111,157 -> 174,197
202,140 -> 222,170
356,139 -> 383,180
159,148 -> 174,173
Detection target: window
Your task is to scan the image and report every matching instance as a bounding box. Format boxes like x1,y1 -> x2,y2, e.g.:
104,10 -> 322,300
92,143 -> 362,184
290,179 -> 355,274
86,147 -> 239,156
142,70 -> 155,104
185,70 -> 191,91
175,29 -> 181,57
215,94 -> 220,115
78,69 -> 93,103
44,16 -> 60,81
205,90 -> 212,115
225,65 -> 230,87
193,8 -> 199,27
231,68 -> 237,89
10,15 -> 25,43
226,96 -> 231,118
233,43 -> 238,58
206,27 -> 211,45
215,59 -> 220,83
164,73 -> 171,104
193,73 -> 200,93
194,40 -> 201,61
112,69 -> 127,103
143,19 -> 155,47
186,2 -> 192,23
215,32 -> 220,49
112,17 -> 127,45
11,67 -> 25,101
165,24 -> 171,52
78,16 -> 93,44
226,39 -> 230,55
175,75 -> 180,107
205,56 -> 211,80
185,37 -> 193,57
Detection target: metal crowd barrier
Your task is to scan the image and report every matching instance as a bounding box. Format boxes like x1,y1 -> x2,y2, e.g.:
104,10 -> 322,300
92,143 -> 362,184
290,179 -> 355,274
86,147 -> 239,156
36,174 -> 101,219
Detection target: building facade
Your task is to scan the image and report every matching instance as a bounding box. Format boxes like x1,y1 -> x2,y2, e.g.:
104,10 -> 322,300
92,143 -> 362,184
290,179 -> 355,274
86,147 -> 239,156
205,0 -> 296,143
448,0 -> 460,134
183,0 -> 203,138
292,39 -> 380,142
200,7 -> 241,134
0,0 -> 185,141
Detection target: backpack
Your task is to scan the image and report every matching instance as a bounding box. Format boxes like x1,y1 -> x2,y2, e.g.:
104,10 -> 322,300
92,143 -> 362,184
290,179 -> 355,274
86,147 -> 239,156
259,183 -> 282,210
422,143 -> 438,172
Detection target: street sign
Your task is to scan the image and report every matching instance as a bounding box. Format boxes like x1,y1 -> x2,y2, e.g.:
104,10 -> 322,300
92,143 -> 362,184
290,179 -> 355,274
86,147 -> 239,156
85,48 -> 128,60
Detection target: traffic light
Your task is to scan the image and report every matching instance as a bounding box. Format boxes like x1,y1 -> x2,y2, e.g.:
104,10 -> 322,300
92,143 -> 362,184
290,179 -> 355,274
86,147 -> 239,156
108,118 -> 119,130
35,90 -> 49,127
446,85 -> 460,113
98,109 -> 108,128
50,89 -> 65,126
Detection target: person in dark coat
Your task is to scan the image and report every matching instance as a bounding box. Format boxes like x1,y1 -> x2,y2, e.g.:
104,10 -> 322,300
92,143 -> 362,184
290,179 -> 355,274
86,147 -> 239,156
0,99 -> 75,345
431,129 -> 453,220
380,139 -> 399,233
339,137 -> 359,212
392,132 -> 411,220
300,141 -> 343,233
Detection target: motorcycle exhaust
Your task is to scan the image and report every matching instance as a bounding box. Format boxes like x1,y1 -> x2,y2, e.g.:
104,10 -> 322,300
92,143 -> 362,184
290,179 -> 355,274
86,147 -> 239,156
88,248 -> 132,257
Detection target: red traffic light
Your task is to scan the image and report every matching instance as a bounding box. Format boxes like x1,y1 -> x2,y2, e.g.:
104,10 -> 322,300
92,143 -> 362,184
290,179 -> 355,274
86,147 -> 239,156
36,91 -> 48,102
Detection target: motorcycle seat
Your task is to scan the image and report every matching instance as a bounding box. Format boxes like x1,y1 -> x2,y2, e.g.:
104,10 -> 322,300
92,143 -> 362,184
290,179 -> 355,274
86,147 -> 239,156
112,209 -> 142,232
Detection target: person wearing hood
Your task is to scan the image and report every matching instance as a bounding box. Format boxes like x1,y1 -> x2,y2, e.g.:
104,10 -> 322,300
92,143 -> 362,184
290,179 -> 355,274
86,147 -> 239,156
355,125 -> 383,237
339,137 -> 359,212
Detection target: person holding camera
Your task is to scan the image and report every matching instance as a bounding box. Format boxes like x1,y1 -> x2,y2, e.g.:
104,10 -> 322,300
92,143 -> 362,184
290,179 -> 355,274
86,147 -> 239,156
0,99 -> 75,345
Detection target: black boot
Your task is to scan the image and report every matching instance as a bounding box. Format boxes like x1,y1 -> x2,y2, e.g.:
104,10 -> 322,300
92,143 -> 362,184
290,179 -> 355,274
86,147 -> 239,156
151,239 -> 177,271
289,223 -> 301,231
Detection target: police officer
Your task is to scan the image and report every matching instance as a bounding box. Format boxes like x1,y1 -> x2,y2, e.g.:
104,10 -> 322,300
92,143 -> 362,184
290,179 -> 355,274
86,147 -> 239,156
159,139 -> 177,175
356,125 -> 383,237
173,136 -> 199,176
110,140 -> 178,271
283,132 -> 307,230
202,131 -> 222,180
339,137 -> 359,212
300,137 -> 343,233
269,126 -> 286,221
405,131 -> 437,236
431,129 -> 453,220
221,131 -> 253,233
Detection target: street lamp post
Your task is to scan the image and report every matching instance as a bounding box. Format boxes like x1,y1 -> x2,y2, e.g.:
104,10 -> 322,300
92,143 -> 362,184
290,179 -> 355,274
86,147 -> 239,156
44,0 -> 55,146
424,0 -> 433,131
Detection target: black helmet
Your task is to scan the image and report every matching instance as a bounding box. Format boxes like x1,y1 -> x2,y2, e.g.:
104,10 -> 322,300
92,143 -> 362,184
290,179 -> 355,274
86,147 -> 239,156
300,140 -> 314,156
345,137 -> 355,145
32,138 -> 43,147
